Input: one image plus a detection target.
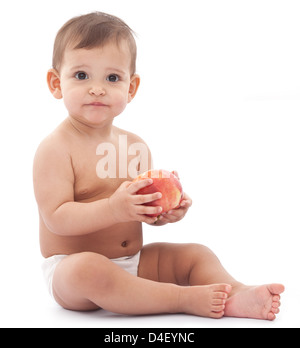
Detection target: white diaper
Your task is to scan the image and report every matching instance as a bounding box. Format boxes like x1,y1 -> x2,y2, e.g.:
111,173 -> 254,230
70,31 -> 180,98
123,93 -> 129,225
42,252 -> 141,299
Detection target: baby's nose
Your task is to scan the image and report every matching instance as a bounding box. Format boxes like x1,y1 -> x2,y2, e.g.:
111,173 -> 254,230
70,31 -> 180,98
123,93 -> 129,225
89,86 -> 106,96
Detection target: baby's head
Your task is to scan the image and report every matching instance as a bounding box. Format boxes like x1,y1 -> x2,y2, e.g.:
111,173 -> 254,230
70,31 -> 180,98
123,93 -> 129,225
48,12 -> 140,127
52,12 -> 137,75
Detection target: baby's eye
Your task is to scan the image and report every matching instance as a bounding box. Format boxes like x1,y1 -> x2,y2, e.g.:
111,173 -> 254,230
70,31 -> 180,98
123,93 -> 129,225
75,71 -> 89,80
106,74 -> 120,82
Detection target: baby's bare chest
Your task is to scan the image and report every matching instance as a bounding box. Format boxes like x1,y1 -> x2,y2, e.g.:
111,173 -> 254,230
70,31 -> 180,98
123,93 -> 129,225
71,141 -> 142,202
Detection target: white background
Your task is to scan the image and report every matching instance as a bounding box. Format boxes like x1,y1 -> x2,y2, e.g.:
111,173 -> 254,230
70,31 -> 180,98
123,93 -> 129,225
0,0 -> 299,328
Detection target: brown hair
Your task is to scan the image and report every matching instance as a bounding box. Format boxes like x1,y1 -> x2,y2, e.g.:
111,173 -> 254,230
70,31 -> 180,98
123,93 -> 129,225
52,12 -> 137,74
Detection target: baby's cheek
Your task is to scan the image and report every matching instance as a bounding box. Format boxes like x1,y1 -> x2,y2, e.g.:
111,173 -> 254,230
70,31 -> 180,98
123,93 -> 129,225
63,91 -> 81,114
113,96 -> 129,115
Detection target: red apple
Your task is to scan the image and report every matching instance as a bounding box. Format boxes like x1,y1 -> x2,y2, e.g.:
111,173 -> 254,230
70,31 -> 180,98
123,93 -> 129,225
133,169 -> 183,217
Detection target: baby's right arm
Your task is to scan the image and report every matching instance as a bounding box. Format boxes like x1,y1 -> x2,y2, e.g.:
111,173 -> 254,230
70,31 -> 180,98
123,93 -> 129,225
33,139 -> 161,236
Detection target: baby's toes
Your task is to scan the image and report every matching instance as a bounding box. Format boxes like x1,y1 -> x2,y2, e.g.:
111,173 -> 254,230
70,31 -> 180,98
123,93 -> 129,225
211,283 -> 232,294
273,295 -> 280,302
210,309 -> 225,319
212,298 -> 226,305
267,312 -> 276,321
213,291 -> 229,300
271,306 -> 280,315
212,303 -> 226,313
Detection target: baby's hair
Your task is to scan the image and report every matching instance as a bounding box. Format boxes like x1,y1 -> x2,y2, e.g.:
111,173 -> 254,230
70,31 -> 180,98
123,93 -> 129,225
52,12 -> 137,75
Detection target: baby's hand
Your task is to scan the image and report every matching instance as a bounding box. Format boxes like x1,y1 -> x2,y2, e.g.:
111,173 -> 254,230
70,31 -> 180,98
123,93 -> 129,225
108,180 -> 162,224
157,192 -> 192,224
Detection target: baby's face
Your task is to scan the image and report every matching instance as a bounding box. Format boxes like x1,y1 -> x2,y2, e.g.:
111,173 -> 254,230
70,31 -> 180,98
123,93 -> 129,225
58,41 -> 138,128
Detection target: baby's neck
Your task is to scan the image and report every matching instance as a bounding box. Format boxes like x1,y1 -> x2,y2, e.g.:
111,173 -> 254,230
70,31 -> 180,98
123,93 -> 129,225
67,116 -> 114,139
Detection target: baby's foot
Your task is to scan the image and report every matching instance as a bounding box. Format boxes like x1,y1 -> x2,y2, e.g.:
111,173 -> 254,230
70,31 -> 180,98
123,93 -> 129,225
180,284 -> 232,319
224,283 -> 285,320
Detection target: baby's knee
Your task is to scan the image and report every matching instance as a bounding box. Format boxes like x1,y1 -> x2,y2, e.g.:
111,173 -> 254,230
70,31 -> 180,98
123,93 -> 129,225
183,243 -> 216,261
182,243 -> 209,253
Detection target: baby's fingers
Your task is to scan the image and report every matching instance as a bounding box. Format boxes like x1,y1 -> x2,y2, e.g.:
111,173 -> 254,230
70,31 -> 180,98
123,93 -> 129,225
180,193 -> 193,208
128,179 -> 153,194
136,205 -> 162,217
138,215 -> 159,225
135,192 -> 162,205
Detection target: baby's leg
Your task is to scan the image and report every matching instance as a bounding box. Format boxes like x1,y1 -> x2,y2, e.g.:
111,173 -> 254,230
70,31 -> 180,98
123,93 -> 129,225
139,243 -> 241,287
139,243 -> 284,321
52,252 -> 179,314
139,243 -> 233,318
173,244 -> 285,320
51,251 -> 230,317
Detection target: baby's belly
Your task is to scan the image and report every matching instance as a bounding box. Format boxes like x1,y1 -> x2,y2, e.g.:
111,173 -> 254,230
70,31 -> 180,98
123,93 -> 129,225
40,221 -> 143,259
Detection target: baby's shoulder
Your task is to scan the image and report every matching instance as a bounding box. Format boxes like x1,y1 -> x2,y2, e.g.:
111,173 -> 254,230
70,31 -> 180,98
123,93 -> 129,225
34,122 -> 71,162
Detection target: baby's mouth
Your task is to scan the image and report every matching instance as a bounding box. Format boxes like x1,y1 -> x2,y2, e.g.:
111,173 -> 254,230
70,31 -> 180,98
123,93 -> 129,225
88,102 -> 108,107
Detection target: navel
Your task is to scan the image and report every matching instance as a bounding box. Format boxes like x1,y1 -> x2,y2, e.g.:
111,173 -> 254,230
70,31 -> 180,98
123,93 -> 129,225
121,241 -> 128,248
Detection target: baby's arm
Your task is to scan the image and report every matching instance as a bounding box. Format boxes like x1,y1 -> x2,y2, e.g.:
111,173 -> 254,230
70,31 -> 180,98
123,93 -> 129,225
33,139 -> 161,236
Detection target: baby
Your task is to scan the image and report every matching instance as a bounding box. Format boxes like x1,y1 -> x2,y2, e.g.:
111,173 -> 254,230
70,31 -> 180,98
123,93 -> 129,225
33,12 -> 284,319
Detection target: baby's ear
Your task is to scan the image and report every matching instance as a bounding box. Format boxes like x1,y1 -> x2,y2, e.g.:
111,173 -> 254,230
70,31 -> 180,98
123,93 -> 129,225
47,69 -> 62,99
127,74 -> 140,103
